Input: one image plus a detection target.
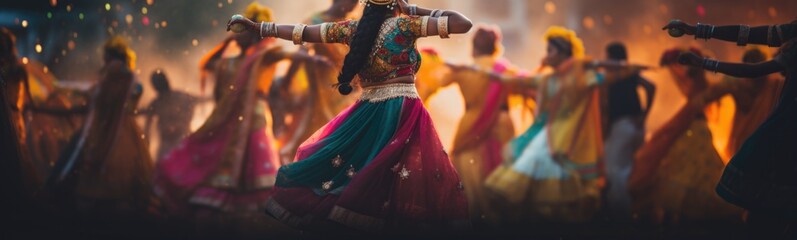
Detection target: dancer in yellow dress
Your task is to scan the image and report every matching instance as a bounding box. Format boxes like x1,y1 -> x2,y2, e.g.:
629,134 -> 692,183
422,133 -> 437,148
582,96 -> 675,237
485,26 -> 644,223
439,26 -> 519,224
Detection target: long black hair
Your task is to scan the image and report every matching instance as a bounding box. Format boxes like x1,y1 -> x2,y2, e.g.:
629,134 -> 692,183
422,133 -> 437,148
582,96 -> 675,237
336,4 -> 391,95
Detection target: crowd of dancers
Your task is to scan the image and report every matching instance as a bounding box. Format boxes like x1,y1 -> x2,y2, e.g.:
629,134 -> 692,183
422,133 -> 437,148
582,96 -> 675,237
2,0 -> 795,237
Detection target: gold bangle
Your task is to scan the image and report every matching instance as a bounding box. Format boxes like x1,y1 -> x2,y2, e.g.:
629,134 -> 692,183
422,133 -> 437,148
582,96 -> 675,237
438,16 -> 450,39
292,24 -> 307,45
420,16 -> 430,37
737,25 -> 750,46
320,23 -> 329,43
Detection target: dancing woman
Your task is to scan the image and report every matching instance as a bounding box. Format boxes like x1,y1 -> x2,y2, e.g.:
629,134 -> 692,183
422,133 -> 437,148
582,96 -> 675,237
437,26 -> 520,224
484,26 -> 643,223
690,47 -> 782,158
630,48 -> 741,225
228,0 -> 472,232
154,4 -> 328,215
664,20 -> 796,238
47,37 -> 154,214
1,28 -> 39,191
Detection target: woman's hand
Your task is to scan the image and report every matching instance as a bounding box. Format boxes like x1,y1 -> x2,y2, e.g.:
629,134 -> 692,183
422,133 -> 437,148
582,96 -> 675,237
662,20 -> 696,37
226,15 -> 258,33
678,52 -> 703,68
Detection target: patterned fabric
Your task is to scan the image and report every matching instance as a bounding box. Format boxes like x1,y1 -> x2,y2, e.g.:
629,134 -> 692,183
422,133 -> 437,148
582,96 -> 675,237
322,16 -> 426,83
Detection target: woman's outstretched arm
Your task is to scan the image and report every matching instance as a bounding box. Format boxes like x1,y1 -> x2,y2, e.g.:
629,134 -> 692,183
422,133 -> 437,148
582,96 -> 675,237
679,52 -> 785,78
662,20 -> 795,47
226,18 -> 327,44
396,0 -> 472,36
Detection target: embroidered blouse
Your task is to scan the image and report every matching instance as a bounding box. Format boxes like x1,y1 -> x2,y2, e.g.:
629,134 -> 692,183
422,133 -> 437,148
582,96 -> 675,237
321,16 -> 430,83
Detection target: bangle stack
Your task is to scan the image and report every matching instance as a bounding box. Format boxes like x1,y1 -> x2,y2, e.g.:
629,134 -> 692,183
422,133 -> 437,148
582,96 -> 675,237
695,23 -> 714,41
430,9 -> 445,18
260,22 -> 277,39
292,24 -> 307,45
438,16 -> 450,39
737,25 -> 751,46
702,58 -> 720,73
408,4 -> 417,16
420,16 -> 430,37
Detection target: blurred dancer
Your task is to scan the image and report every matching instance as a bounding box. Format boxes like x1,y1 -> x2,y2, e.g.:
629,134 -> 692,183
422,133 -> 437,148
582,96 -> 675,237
691,47 -> 783,157
413,48 -> 448,102
26,84 -> 88,186
440,26 -> 518,224
485,26 -> 644,223
631,48 -> 741,225
270,0 -> 360,164
47,36 -> 154,214
229,0 -> 473,232
664,19 -> 796,238
140,69 -> 206,160
1,27 -> 38,208
602,42 -> 655,222
1,28 -> 38,190
155,4 -> 328,215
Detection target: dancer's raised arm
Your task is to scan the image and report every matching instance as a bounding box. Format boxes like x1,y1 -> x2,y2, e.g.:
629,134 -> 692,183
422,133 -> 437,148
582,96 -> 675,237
663,20 -> 796,47
678,51 -> 784,79
227,0 -> 471,45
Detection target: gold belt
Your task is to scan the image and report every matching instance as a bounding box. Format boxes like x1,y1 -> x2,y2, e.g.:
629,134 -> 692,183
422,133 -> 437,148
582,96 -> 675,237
359,83 -> 419,103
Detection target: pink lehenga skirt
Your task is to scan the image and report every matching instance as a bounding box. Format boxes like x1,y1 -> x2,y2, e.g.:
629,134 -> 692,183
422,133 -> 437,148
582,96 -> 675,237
154,126 -> 280,214
265,83 -> 470,232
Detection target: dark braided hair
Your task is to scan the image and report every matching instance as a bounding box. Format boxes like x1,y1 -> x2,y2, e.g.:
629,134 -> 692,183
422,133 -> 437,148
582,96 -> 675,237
336,4 -> 391,95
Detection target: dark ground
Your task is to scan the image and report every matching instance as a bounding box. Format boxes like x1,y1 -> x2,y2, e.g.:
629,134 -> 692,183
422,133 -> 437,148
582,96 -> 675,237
4,202 -> 749,240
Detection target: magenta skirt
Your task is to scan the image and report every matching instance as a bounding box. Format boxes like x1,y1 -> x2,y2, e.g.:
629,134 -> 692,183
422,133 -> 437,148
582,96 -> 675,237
154,128 -> 279,215
266,84 -> 470,232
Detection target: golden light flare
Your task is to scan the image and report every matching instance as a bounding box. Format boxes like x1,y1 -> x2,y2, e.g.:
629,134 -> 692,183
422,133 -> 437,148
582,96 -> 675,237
659,4 -> 668,14
544,1 -> 556,14
125,14 -> 134,25
105,3 -> 111,11
21,20 -> 28,28
50,0 -> 57,7
768,7 -> 777,18
643,24 -> 652,34
142,7 -> 148,15
146,0 -> 155,5
22,57 -> 29,64
192,39 -> 199,46
35,43 -> 43,53
582,16 -> 595,29
603,15 -> 613,25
